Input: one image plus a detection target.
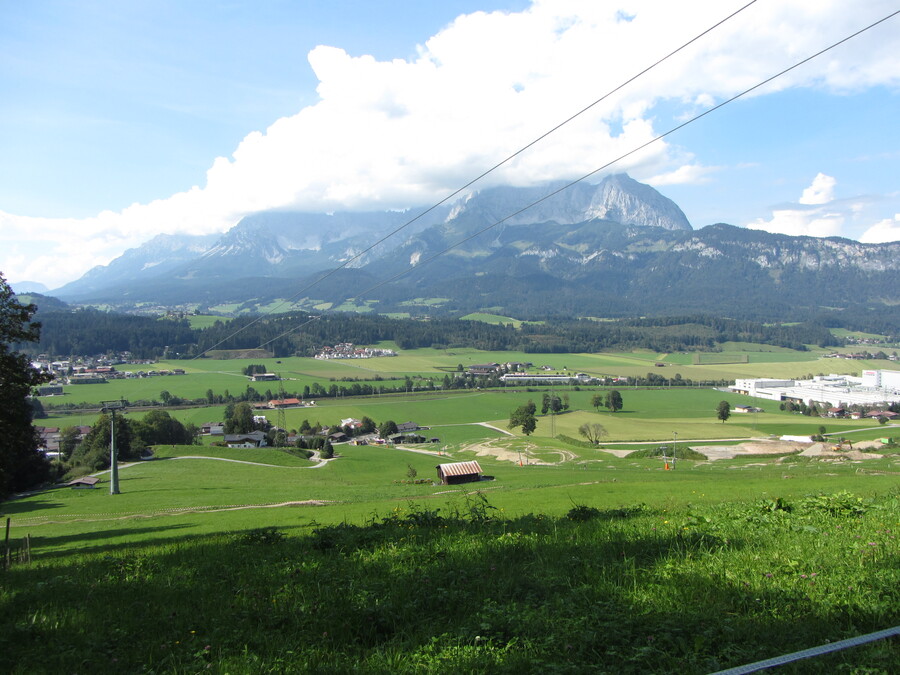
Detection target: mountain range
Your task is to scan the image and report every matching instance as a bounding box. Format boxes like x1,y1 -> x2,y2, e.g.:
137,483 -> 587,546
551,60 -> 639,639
48,174 -> 899,327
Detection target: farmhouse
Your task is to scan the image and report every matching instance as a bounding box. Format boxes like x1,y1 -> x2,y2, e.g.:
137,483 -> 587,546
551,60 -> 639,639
201,422 -> 224,436
500,372 -> 595,385
268,398 -> 303,409
468,363 -> 501,375
224,431 -> 268,448
436,460 -> 483,485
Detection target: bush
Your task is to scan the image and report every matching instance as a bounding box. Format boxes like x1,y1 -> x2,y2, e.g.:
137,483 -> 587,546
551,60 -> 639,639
237,527 -> 285,545
798,491 -> 871,517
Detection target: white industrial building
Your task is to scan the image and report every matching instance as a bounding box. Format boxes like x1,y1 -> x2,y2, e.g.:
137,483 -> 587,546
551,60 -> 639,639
731,370 -> 900,408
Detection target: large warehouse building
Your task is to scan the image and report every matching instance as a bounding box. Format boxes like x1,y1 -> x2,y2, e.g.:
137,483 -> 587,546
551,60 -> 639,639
731,370 -> 900,408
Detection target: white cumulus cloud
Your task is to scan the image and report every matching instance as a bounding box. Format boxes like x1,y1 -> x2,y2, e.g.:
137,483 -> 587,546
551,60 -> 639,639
745,175 -> 900,240
799,173 -> 837,205
4,0 -> 900,288
860,214 -> 900,243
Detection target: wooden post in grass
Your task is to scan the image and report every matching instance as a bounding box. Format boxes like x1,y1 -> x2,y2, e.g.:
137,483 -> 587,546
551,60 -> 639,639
4,517 -> 10,570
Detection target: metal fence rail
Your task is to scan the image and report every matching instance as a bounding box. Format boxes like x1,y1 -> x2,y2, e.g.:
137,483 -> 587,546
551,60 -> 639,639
711,625 -> 900,674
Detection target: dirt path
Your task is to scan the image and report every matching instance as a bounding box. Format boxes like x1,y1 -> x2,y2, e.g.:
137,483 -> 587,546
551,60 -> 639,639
93,454 -> 336,477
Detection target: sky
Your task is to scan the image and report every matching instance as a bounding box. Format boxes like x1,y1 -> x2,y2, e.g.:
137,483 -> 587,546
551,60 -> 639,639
2,0 -> 899,290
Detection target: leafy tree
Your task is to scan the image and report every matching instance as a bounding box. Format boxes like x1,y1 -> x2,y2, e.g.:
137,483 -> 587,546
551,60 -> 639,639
406,464 -> 418,479
59,426 -> 81,461
29,397 -> 47,419
320,439 -> 334,459
541,392 -> 551,415
159,390 -> 172,405
359,416 -> 376,434
225,402 -> 255,434
378,420 -> 398,438
717,400 -> 731,423
509,402 -> 537,436
591,393 -> 604,412
605,390 -> 623,413
71,413 -> 136,469
131,409 -> 194,447
0,274 -> 51,498
578,422 -> 608,445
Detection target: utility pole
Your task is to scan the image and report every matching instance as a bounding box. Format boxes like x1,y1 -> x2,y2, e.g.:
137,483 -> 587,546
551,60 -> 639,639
101,400 -> 127,494
672,431 -> 678,470
276,376 -> 287,445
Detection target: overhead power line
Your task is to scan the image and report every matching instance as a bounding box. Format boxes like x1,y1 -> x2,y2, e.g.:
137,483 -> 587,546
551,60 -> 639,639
337,8 -> 900,310
194,0 -> 759,358
255,6 -> 900,351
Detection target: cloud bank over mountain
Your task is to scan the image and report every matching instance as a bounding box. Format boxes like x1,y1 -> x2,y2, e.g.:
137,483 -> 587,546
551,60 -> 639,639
4,1 -> 900,288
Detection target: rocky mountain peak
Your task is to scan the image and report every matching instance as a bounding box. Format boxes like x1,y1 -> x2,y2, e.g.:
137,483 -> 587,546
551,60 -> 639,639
445,174 -> 691,231
585,174 -> 691,231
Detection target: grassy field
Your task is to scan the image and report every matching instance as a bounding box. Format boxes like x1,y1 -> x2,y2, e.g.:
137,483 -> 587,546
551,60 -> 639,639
38,347 -> 899,413
10,346 -> 900,671
40,380 -> 896,449
2,438 -> 898,672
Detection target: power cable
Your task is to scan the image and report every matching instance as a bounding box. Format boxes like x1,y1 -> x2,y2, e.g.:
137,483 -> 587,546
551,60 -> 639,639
193,0 -> 759,358
340,8 -> 900,307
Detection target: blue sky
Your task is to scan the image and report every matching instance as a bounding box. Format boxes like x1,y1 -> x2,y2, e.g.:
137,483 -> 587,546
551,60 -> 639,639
1,0 -> 899,289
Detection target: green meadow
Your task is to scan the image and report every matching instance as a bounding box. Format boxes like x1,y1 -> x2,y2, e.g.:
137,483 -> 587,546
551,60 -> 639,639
39,346 -> 899,413
12,346 -> 900,672
2,439 -> 899,673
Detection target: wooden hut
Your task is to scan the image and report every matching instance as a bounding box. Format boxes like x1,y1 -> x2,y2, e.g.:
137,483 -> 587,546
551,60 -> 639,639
67,476 -> 100,489
436,460 -> 483,485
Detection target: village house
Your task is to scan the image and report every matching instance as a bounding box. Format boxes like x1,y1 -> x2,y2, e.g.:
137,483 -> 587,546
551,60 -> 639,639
224,431 -> 268,448
268,398 -> 303,409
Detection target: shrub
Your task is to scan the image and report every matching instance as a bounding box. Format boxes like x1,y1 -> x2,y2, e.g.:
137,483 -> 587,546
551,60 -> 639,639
237,527 -> 285,545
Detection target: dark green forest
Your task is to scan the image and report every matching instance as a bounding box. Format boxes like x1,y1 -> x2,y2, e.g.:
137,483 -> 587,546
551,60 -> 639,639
23,308 -> 843,359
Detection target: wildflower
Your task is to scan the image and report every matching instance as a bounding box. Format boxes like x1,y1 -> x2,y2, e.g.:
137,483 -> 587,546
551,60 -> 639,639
765,573 -> 773,578
800,574 -> 807,579
867,542 -> 877,546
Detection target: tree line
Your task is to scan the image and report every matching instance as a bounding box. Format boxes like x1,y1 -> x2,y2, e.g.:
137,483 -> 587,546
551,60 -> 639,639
24,307 -> 843,361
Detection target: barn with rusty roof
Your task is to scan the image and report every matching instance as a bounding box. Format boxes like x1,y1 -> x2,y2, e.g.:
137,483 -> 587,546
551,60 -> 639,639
436,460 -> 483,485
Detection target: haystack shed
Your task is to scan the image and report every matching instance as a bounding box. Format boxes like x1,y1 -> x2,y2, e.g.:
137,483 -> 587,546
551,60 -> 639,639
436,460 -> 483,485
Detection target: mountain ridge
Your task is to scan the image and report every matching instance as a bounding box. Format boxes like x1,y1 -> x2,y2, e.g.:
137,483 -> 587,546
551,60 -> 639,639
45,175 -> 899,329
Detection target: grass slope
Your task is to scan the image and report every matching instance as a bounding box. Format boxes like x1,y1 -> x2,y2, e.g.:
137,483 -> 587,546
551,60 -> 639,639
2,491 -> 897,673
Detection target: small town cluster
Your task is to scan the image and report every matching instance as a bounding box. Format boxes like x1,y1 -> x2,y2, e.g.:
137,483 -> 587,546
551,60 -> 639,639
314,343 -> 396,359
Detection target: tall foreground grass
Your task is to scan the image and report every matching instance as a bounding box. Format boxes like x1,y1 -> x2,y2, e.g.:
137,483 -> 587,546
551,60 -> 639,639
2,491 -> 898,673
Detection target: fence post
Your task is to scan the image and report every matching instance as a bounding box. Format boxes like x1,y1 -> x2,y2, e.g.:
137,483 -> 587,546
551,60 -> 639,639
4,517 -> 10,570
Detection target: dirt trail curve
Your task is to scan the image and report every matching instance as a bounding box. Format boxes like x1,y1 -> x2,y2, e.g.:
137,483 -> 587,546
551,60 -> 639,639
94,453 -> 336,477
